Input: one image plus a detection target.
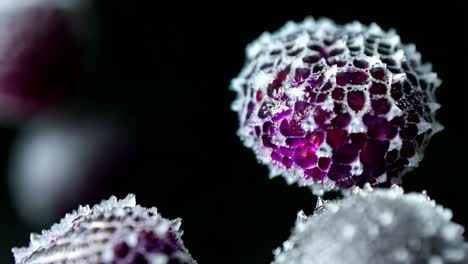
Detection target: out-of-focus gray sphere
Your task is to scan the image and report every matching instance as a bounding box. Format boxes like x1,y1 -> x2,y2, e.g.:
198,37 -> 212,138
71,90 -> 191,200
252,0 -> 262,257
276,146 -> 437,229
273,187 -> 467,264
8,110 -> 140,227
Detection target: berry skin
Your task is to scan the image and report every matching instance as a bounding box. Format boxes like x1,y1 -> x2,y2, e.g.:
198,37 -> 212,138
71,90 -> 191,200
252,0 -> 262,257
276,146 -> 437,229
272,187 -> 468,264
231,17 -> 442,194
12,194 -> 196,264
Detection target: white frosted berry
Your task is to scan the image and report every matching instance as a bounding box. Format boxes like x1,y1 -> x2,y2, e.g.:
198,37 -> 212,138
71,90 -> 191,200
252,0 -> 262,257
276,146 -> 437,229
12,194 -> 196,264
231,17 -> 441,194
272,187 -> 467,264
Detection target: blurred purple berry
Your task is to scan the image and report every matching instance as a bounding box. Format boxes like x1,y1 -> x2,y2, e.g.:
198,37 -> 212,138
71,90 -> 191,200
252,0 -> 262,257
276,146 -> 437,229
12,194 -> 196,264
231,18 -> 442,194
0,0 -> 93,122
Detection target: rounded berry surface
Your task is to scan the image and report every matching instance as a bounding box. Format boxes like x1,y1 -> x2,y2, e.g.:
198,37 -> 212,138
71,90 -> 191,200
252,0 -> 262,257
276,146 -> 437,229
231,18 -> 441,193
272,188 -> 467,264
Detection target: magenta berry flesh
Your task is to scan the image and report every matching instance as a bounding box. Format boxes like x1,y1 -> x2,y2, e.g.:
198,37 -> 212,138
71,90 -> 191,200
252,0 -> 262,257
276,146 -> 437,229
231,18 -> 442,194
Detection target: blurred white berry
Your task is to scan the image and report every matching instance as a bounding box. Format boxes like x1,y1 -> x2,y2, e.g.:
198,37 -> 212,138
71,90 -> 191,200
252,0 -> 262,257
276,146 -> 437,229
8,110 -> 142,227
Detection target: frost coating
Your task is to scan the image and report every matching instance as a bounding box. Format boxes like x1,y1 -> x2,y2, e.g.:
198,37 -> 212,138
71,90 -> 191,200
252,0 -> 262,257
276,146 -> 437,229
272,187 -> 468,264
12,194 -> 196,264
231,17 -> 441,194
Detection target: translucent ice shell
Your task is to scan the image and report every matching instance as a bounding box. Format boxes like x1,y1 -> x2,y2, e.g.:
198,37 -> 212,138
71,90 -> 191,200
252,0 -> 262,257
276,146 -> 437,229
12,194 -> 196,264
272,187 -> 467,264
231,17 -> 441,194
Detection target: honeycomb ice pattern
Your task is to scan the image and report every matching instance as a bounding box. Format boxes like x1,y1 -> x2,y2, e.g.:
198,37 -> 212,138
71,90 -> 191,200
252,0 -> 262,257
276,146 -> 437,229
272,187 -> 468,264
12,194 -> 196,264
231,18 -> 442,194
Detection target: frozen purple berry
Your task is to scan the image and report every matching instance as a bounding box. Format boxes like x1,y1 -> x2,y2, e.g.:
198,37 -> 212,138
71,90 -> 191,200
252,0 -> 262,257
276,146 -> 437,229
12,194 -> 196,264
231,18 -> 442,194
272,187 -> 468,264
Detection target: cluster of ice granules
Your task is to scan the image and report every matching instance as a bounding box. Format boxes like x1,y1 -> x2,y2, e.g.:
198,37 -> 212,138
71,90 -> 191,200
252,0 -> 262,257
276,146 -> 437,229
12,194 -> 196,264
272,187 -> 467,264
231,17 -> 442,193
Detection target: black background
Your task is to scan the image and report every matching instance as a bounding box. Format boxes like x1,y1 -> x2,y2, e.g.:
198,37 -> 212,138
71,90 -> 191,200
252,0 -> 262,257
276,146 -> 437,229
1,2 -> 468,263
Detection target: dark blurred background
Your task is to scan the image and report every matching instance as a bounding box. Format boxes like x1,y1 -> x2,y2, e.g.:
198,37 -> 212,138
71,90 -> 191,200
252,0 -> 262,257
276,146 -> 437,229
1,2 -> 467,263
